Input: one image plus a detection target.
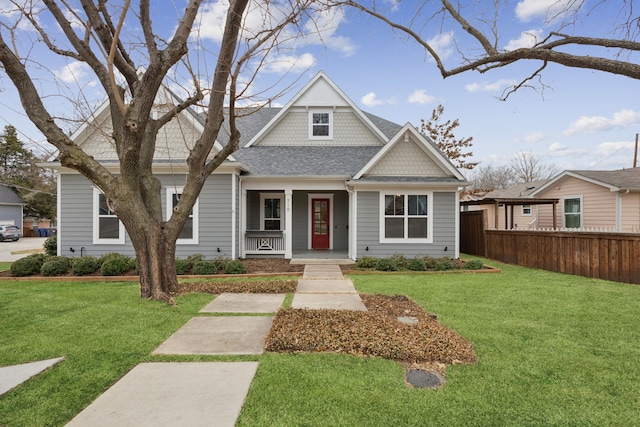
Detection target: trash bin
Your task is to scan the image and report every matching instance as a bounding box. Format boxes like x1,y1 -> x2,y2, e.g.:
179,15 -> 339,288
39,228 -> 47,237
47,228 -> 57,236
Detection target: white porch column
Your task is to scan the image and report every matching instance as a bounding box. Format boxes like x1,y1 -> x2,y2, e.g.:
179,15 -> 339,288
240,187 -> 247,258
349,189 -> 358,260
285,189 -> 293,258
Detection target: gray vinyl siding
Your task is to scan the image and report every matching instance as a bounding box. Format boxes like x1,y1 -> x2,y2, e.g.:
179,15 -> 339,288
356,191 -> 457,258
246,191 -> 261,230
291,192 -> 308,252
58,173 -> 234,259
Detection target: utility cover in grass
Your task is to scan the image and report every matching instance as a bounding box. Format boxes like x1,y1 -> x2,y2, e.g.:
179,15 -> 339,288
406,369 -> 445,389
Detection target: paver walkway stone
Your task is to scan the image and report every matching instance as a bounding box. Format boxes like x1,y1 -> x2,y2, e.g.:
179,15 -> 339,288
291,293 -> 367,311
200,293 -> 285,313
152,316 -> 273,355
296,279 -> 358,294
66,362 -> 258,427
0,357 -> 65,397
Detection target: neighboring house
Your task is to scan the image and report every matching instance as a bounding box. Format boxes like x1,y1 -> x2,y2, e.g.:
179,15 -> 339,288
461,181 -> 559,230
45,72 -> 467,260
0,184 -> 25,228
532,168 -> 640,233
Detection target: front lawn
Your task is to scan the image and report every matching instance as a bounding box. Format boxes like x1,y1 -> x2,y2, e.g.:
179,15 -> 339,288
1,260 -> 638,426
238,260 -> 640,426
0,262 -> 11,272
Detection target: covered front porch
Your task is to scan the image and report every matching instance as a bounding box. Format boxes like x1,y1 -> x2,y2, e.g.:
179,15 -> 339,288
240,179 -> 352,259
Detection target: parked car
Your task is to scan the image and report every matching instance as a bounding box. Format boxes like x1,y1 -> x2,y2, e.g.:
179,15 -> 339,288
0,224 -> 22,241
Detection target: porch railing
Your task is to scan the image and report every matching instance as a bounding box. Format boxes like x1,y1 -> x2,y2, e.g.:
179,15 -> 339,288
244,231 -> 285,255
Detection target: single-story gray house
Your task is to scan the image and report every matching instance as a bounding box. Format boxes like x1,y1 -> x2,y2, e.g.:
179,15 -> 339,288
0,184 -> 25,228
46,72 -> 467,260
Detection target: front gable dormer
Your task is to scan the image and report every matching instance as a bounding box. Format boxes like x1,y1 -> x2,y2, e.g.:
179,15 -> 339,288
354,124 -> 465,180
72,85 -> 233,162
246,72 -> 387,147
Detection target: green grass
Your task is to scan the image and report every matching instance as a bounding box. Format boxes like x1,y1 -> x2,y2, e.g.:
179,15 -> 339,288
0,262 -> 11,272
1,261 -> 639,426
238,259 -> 640,426
0,280 -> 212,426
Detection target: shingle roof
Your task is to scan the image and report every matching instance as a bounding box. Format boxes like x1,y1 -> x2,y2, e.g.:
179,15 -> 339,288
484,180 -> 548,199
234,146 -> 381,176
0,185 -> 25,205
568,168 -> 640,190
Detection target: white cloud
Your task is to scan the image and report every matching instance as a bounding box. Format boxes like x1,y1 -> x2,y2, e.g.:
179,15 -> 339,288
428,31 -> 454,60
54,61 -> 90,84
594,141 -> 636,157
191,1 -> 355,57
465,79 -> 517,93
263,53 -> 316,74
522,131 -> 546,143
515,0 -> 578,23
407,89 -> 435,105
504,29 -> 544,50
64,8 -> 85,31
361,92 -> 386,107
563,109 -> 640,136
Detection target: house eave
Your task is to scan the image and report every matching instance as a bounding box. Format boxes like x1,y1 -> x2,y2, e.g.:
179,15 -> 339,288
38,160 -> 246,174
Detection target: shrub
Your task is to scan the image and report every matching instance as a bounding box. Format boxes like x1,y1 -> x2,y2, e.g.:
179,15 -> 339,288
101,256 -> 132,276
41,256 -> 71,276
407,258 -> 426,271
423,256 -> 437,270
389,253 -> 409,270
43,236 -> 57,256
186,254 -> 206,266
452,258 -> 465,269
11,254 -> 45,277
356,256 -> 378,269
224,259 -> 247,274
192,260 -> 218,275
465,259 -> 484,270
175,258 -> 191,275
434,257 -> 454,271
376,258 -> 398,271
211,255 -> 230,271
72,256 -> 100,276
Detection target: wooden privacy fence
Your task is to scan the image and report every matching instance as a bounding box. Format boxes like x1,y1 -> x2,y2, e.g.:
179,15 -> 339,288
460,211 -> 486,256
485,230 -> 640,285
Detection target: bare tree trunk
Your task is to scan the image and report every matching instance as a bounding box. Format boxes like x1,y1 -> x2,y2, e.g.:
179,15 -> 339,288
122,215 -> 178,302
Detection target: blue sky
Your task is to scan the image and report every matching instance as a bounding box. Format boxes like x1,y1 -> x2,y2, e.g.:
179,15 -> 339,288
1,0 -> 638,174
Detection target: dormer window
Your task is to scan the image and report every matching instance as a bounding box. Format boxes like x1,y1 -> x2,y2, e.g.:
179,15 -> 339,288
309,110 -> 333,139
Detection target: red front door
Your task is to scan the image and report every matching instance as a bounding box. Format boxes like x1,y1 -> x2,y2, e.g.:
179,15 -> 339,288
312,198 -> 330,249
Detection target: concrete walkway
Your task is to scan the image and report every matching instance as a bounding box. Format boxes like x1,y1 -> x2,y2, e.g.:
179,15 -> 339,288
65,261 -> 364,426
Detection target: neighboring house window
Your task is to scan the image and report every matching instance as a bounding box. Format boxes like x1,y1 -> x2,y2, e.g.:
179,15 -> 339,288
563,196 -> 582,228
260,193 -> 284,230
380,192 -> 432,243
522,205 -> 532,215
309,110 -> 333,139
166,187 -> 199,244
93,188 -> 125,244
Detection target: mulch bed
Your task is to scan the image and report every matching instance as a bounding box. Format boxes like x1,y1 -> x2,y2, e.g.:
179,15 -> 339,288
266,294 -> 477,367
175,280 -> 298,295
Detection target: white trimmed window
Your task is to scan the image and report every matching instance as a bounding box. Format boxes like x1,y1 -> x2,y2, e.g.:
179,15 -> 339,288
309,110 -> 333,139
166,187 -> 199,244
380,192 -> 432,243
93,188 -> 125,244
522,205 -> 532,215
260,193 -> 284,231
563,196 -> 582,228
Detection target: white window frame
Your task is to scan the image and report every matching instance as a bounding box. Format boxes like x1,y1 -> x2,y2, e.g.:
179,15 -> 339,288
259,193 -> 284,231
522,205 -> 532,216
166,187 -> 199,245
93,188 -> 125,244
379,191 -> 433,244
562,195 -> 583,229
308,110 -> 333,140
